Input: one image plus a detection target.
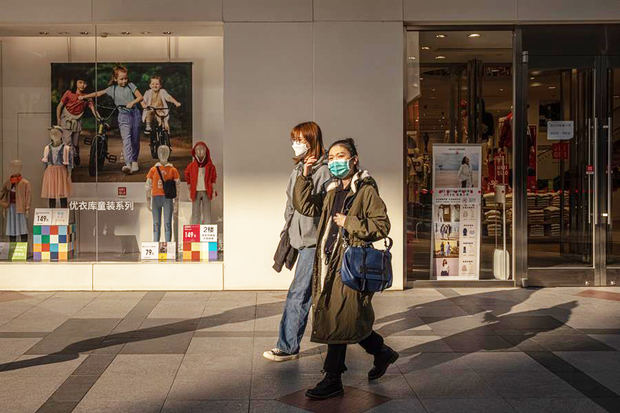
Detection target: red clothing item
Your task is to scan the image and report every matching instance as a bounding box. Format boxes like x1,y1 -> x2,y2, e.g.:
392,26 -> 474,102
60,90 -> 94,116
184,142 -> 217,201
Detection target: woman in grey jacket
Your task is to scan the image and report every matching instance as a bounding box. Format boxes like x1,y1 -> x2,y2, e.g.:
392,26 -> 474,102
263,121 -> 332,361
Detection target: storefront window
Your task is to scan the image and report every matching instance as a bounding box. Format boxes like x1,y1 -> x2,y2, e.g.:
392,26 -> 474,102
0,24 -> 224,264
406,30 -> 514,282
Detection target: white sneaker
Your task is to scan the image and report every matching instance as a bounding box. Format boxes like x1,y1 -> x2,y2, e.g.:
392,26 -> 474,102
131,161 -> 139,173
121,164 -> 131,174
262,348 -> 300,362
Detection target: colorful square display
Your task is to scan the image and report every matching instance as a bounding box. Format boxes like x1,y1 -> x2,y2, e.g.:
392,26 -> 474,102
32,224 -> 75,262
182,241 -> 218,261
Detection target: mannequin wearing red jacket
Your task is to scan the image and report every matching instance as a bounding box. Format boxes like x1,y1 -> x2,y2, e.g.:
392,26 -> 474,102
184,141 -> 217,224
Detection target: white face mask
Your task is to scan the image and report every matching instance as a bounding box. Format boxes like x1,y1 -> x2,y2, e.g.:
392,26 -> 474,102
292,141 -> 309,157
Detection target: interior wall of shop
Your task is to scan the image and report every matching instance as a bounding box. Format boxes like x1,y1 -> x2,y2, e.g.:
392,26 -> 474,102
0,36 -> 224,253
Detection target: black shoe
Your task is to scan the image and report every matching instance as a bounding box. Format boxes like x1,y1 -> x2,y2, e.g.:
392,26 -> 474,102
368,345 -> 399,381
305,373 -> 344,400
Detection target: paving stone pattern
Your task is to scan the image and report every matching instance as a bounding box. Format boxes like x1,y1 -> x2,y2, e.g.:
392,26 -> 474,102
0,287 -> 619,412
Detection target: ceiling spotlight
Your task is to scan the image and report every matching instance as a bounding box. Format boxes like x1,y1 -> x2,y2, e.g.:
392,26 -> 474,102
468,33 -> 481,38
163,31 -> 173,35
39,31 -> 49,35
435,55 -> 446,60
58,31 -> 69,35
421,46 -> 430,50
141,31 -> 151,35
80,31 -> 89,35
548,86 -> 557,90
530,82 -> 542,87
530,76 -> 535,80
499,88 -> 504,92
121,31 -> 131,35
408,56 -> 416,61
436,34 -> 446,38
100,32 -> 109,38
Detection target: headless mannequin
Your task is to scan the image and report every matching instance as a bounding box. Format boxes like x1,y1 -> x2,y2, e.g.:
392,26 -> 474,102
146,145 -> 180,242
44,128 -> 69,208
2,160 -> 30,242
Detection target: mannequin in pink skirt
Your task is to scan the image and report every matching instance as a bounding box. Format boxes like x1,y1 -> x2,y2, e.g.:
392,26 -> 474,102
41,126 -> 72,208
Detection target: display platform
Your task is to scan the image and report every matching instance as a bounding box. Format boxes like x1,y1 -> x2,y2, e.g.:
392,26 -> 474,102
0,261 -> 224,291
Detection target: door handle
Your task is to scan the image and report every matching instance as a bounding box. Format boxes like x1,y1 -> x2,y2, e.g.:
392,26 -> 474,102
608,117 -> 613,228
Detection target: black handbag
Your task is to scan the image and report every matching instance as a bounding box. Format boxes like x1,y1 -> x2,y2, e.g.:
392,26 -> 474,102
273,211 -> 298,272
156,166 -> 177,199
340,227 -> 393,293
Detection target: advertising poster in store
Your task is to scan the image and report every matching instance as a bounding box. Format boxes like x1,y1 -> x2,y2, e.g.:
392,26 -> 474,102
431,144 -> 482,280
51,62 -> 193,183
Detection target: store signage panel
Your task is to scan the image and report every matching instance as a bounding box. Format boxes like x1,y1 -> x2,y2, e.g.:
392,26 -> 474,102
430,144 -> 482,280
33,209 -> 53,225
547,121 -> 574,140
0,243 -> 9,260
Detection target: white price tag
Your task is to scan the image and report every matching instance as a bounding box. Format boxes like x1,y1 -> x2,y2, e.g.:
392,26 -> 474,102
547,121 -> 574,140
0,242 -> 9,260
34,208 -> 53,225
141,242 -> 159,260
200,225 -> 218,242
52,209 -> 70,225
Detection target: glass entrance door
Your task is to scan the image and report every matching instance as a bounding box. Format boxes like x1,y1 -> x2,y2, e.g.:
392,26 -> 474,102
603,58 -> 620,286
525,56 -> 598,286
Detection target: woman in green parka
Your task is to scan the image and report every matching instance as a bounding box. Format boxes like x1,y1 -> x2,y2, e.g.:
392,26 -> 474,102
293,138 -> 399,400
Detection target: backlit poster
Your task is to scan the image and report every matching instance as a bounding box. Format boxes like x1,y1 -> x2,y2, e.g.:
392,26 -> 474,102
431,144 -> 482,280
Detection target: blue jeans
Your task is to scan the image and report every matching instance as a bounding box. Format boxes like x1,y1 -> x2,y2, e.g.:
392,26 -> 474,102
152,195 -> 173,242
276,247 -> 315,354
118,108 -> 141,163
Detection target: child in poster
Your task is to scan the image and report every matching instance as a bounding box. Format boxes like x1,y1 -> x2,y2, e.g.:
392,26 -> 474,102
79,65 -> 144,174
56,77 -> 100,166
141,75 -> 182,134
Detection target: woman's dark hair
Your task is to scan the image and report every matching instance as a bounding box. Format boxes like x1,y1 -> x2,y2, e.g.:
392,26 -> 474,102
462,156 -> 468,164
328,138 -> 358,158
291,121 -> 325,163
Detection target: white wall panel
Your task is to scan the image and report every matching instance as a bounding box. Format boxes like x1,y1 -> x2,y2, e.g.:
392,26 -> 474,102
93,0 -> 222,22
223,23 -> 313,289
314,0 -> 403,21
223,0 -> 312,22
313,22 -> 404,289
0,0 -> 92,24
404,0 -> 517,23
517,0 -> 620,22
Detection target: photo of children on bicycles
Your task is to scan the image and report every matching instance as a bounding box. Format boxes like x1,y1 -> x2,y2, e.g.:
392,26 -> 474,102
51,62 -> 193,182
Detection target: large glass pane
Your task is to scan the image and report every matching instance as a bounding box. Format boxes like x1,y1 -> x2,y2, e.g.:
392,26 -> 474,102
607,67 -> 620,266
526,66 -> 594,268
406,30 -> 513,281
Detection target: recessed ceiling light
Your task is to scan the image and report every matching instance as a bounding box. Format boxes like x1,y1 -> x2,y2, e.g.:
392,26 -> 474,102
530,77 -> 535,80
468,33 -> 481,38
58,31 -> 69,35
499,88 -> 504,92
419,77 -> 424,81
421,46 -> 430,50
39,31 -> 49,35
436,34 -> 446,38
121,31 -> 131,35
141,31 -> 151,35
435,55 -> 446,60
163,31 -> 173,35
80,31 -> 89,35
530,82 -> 542,87
100,32 -> 109,38
432,88 -> 436,92
408,56 -> 416,60
548,86 -> 557,90
531,70 -> 541,76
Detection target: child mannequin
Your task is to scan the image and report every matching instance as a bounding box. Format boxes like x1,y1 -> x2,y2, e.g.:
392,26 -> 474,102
41,126 -> 72,208
1,160 -> 31,242
146,145 -> 180,242
184,141 -> 217,225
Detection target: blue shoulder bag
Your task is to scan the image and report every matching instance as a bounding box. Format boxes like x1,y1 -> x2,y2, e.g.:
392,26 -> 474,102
340,227 -> 393,293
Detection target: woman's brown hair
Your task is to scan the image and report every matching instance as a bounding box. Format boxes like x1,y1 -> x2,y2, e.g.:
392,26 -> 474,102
291,121 -> 324,163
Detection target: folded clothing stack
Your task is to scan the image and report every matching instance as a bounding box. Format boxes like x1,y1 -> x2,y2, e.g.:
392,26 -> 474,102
537,193 -> 553,208
528,209 -> 545,237
527,193 -> 537,209
483,192 -> 497,208
485,209 -> 502,236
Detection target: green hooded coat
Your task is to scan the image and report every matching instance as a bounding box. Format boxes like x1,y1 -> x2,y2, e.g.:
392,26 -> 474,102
293,170 -> 390,344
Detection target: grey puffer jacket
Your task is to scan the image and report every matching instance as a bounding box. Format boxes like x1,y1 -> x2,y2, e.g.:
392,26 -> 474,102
283,155 -> 332,249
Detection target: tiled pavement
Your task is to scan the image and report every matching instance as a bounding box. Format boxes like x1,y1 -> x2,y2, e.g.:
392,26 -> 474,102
0,288 -> 619,412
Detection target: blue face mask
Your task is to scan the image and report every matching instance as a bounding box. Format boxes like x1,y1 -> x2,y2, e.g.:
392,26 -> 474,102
328,159 -> 351,179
